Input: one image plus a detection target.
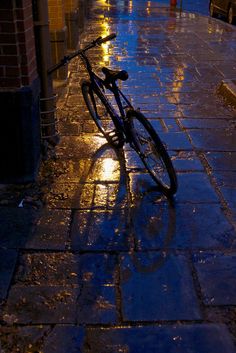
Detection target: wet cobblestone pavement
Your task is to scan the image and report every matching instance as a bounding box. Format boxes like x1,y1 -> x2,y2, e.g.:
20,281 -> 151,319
1,0 -> 236,352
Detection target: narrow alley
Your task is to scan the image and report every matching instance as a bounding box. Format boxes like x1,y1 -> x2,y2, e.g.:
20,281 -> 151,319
0,0 -> 236,352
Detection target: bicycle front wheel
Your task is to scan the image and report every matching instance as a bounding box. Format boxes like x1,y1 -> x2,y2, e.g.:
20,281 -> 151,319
128,110 -> 177,196
81,80 -> 124,148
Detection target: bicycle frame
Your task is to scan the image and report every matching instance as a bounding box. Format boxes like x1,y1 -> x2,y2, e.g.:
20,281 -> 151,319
48,33 -> 133,131
48,33 -> 178,195
80,50 -> 133,129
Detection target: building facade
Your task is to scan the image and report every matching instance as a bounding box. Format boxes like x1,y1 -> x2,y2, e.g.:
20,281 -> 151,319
0,0 -> 90,183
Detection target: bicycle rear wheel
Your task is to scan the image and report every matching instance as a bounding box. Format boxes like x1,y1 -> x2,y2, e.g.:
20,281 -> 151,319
81,80 -> 124,147
128,110 -> 177,196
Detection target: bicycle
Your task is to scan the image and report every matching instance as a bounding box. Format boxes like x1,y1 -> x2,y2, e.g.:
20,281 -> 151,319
48,33 -> 178,196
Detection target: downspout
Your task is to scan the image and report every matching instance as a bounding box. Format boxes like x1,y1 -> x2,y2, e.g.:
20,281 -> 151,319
32,0 -> 59,147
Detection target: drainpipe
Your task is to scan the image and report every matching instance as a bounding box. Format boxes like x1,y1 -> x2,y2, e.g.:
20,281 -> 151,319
33,0 -> 59,147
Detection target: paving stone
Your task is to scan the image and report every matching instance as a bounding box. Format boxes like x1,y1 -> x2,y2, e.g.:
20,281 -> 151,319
25,209 -> 71,250
129,171 -> 219,203
130,194 -> 176,249
180,105 -> 232,119
176,172 -> 219,203
132,200 -> 235,250
0,208 -> 37,248
14,253 -> 80,286
179,118 -> 232,129
124,150 -> 147,170
193,253 -> 236,305
124,149 -> 202,173
71,209 -> 130,251
46,182 -> 128,209
212,171 -> 236,217
172,151 -> 204,171
120,252 -> 201,321
77,284 -> 117,324
55,135 -> 106,160
129,171 -> 167,198
43,325 -> 85,353
3,286 -> 79,324
149,118 -> 181,132
188,129 -> 236,151
77,253 -> 117,285
213,172 -> 236,189
0,325 -> 50,353
205,152 -> 236,171
49,158 -> 121,183
0,249 -> 18,300
219,188 -> 236,220
85,324 -> 236,353
159,131 -> 193,150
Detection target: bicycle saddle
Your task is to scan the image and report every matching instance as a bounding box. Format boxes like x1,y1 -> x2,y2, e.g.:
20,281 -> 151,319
102,67 -> 128,84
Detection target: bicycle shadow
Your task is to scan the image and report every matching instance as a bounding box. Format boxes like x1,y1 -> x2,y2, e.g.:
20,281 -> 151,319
69,139 -> 131,252
69,138 -> 176,324
70,138 -> 176,256
126,172 -> 176,276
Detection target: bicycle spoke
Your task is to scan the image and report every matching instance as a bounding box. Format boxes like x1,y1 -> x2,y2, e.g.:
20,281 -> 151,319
129,110 -> 177,195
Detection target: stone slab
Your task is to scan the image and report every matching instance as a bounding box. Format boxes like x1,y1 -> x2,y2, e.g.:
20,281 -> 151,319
132,201 -> 235,250
14,252 -> 117,287
77,253 -> 117,285
46,182 -> 128,209
71,209 -> 129,251
14,253 -> 80,286
0,326 -> 50,353
218,79 -> 236,109
77,284 -> 117,324
159,131 -> 193,150
212,171 -> 236,216
3,286 -> 79,324
176,172 -> 219,203
120,253 -> 201,321
0,208 -> 37,248
130,172 -> 219,203
0,249 -> 18,300
85,324 -> 236,353
188,130 -> 236,152
43,325 -> 85,353
205,152 -> 236,171
25,209 -> 71,250
193,253 -> 236,305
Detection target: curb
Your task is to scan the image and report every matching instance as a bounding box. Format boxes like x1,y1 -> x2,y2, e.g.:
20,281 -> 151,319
218,79 -> 236,109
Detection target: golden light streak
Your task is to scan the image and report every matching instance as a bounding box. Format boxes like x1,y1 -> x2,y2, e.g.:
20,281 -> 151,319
99,158 -> 118,180
128,0 -> 133,14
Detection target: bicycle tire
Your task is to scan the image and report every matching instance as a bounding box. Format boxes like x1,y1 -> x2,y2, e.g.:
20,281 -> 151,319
81,80 -> 124,148
128,110 -> 178,196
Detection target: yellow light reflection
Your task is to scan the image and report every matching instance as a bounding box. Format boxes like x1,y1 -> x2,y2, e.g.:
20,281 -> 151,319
171,66 -> 185,102
100,158 -> 118,180
102,42 -> 110,62
174,66 -> 185,82
129,0 -> 133,14
100,17 -> 111,64
146,1 -> 151,15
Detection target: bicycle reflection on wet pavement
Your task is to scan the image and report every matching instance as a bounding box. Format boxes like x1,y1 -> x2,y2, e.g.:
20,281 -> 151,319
63,138 -> 177,271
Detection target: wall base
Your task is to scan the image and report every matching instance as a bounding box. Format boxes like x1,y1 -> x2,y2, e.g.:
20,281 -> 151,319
0,79 -> 41,183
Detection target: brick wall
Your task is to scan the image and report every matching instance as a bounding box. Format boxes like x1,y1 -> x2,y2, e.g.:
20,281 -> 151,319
0,0 -> 38,89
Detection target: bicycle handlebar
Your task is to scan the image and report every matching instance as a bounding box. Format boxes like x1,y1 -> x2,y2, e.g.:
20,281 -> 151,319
97,33 -> 116,45
47,33 -> 117,74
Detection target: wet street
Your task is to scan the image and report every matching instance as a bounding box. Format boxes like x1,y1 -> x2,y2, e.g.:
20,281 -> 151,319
1,0 -> 236,352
